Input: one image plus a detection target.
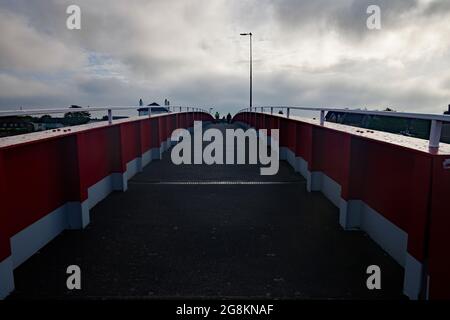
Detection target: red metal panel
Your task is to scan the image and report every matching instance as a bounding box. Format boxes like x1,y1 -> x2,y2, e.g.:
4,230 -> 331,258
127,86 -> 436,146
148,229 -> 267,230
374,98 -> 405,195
0,151 -> 11,261
158,117 -> 166,145
164,116 -> 170,141
182,113 -> 187,128
120,121 -> 141,165
188,112 -> 192,127
271,116 -> 279,131
346,136 -> 432,262
175,114 -> 180,129
257,114 -> 263,130
294,122 -> 313,165
140,119 -> 152,153
167,115 -> 174,139
150,118 -> 159,148
0,113 -> 188,267
76,125 -> 123,193
310,126 -> 352,195
428,155 -> 450,299
2,136 -> 80,236
265,115 -> 271,136
279,118 -> 290,148
287,120 -> 297,151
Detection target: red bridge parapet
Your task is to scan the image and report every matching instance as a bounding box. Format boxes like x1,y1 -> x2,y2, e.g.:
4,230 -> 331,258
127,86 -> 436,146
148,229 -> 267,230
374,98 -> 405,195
234,111 -> 450,300
0,111 -> 213,298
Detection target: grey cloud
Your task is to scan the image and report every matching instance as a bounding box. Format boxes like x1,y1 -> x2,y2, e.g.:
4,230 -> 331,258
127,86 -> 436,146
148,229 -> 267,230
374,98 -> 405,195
0,10 -> 85,72
423,0 -> 450,17
268,0 -> 421,42
0,0 -> 449,116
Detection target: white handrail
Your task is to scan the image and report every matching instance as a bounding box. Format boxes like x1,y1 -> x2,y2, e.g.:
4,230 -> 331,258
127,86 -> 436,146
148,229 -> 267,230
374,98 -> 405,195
242,106 -> 450,122
0,106 -> 212,127
0,106 -> 211,117
237,106 -> 450,149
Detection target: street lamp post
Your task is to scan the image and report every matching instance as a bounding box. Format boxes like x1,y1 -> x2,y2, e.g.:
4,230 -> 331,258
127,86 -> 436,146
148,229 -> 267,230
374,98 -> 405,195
240,32 -> 252,112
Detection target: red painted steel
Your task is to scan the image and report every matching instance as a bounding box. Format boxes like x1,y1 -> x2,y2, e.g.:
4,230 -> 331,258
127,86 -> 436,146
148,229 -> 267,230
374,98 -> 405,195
120,121 -> 142,166
428,155 -> 450,299
0,112 -> 212,269
76,125 -> 123,196
233,111 -> 450,299
294,121 -> 313,166
140,120 -> 152,152
0,151 -> 11,261
310,126 -> 352,197
2,136 -> 81,237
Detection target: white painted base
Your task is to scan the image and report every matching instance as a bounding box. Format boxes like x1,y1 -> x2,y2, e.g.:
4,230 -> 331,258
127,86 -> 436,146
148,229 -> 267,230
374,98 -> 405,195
150,147 -> 160,160
88,156 -> 146,210
66,201 -> 90,229
295,157 -> 310,179
280,147 -> 288,161
0,257 -> 14,299
309,172 -> 342,208
142,150 -> 152,168
159,144 -> 165,158
404,253 -> 424,300
339,199 -> 408,266
285,148 -> 297,170
10,203 -> 71,268
125,157 -> 142,181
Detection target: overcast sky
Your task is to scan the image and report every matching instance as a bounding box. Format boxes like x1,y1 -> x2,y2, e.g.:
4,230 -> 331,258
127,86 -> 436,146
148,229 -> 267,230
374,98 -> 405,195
0,0 -> 449,115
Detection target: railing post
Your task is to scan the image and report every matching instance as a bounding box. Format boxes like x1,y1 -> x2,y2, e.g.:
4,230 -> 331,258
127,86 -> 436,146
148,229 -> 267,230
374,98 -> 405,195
429,120 -> 443,148
287,107 -> 290,119
320,110 -> 325,126
108,109 -> 112,125
271,107 -> 273,115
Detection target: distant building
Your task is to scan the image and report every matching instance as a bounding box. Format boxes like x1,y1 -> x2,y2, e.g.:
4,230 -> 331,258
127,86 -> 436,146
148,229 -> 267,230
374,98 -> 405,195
138,108 -> 149,116
32,115 -> 65,131
138,102 -> 169,116
444,105 -> 450,115
35,117 -> 65,130
0,116 -> 34,137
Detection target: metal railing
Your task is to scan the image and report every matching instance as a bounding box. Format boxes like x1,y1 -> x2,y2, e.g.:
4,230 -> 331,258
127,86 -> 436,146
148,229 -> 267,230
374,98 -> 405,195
0,106 -> 211,125
237,106 -> 450,149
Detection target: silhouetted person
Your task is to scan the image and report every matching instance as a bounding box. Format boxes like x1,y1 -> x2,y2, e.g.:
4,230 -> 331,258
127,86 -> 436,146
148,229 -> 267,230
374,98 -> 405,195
226,113 -> 232,124
215,112 -> 220,123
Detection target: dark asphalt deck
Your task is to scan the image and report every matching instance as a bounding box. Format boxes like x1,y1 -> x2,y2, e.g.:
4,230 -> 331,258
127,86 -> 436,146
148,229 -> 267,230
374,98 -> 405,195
9,123 -> 405,299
